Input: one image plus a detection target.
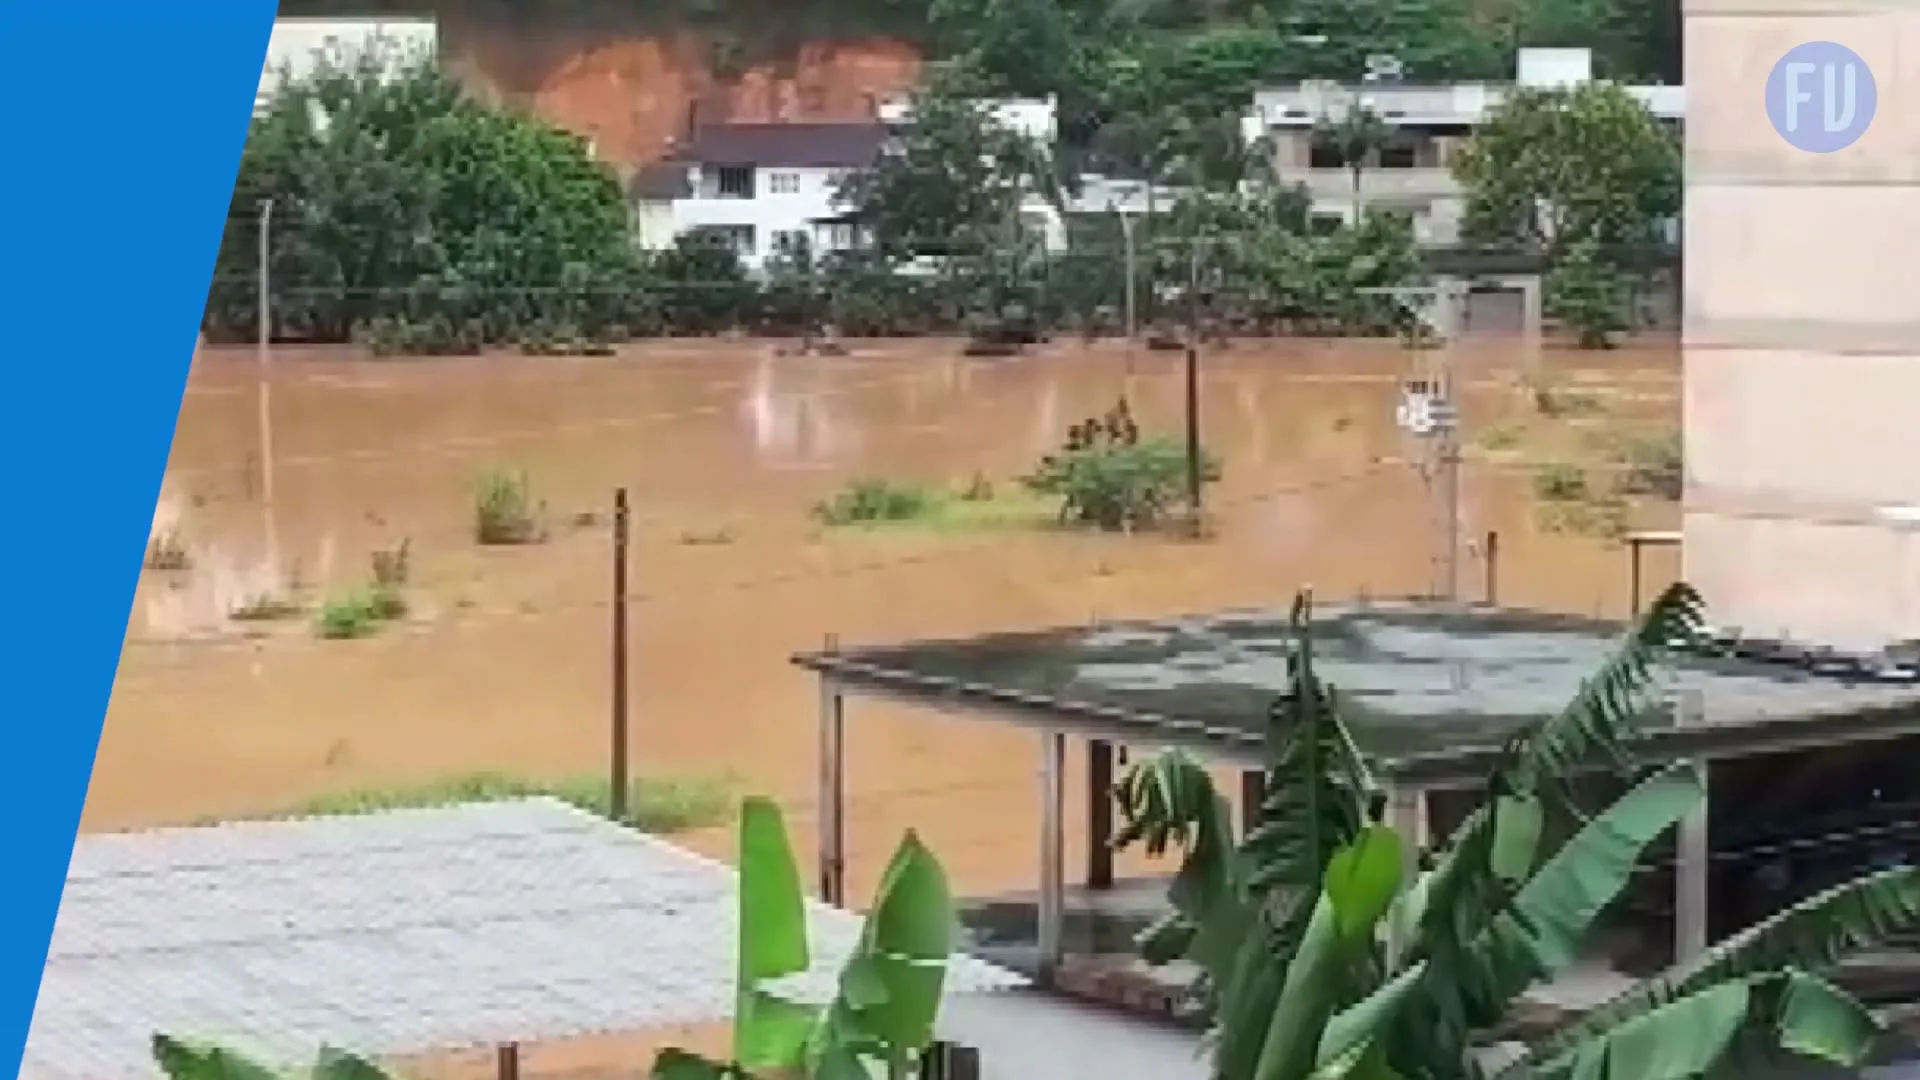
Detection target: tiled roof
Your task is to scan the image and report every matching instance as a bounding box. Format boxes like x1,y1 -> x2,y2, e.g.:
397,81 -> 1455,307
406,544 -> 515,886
678,122 -> 889,169
24,799 -> 1023,1080
629,161 -> 692,201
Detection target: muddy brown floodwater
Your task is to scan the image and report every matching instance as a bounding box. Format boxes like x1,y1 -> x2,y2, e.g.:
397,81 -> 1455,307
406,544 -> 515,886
101,336 -> 1682,900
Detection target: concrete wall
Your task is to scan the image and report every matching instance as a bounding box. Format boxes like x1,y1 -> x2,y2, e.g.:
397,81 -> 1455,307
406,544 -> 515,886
1682,0 -> 1920,646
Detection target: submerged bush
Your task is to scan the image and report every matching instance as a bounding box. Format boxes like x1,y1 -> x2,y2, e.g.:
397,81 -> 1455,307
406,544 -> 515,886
812,478 -> 939,526
1023,397 -> 1220,531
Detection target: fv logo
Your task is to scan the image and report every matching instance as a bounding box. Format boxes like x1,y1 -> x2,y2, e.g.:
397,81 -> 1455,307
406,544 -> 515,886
1767,41 -> 1876,153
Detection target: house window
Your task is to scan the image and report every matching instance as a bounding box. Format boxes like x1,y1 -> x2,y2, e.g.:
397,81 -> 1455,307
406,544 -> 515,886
767,172 -> 802,195
772,230 -> 811,257
1308,137 -> 1346,170
717,166 -> 755,199
1310,211 -> 1346,236
1377,137 -> 1419,170
827,223 -> 855,249
691,224 -> 756,254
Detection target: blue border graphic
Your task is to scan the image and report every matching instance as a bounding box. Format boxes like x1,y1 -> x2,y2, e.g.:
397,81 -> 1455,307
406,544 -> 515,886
0,4 -> 273,1075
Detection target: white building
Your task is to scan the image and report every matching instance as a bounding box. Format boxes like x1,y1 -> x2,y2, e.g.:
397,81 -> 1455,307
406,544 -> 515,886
256,18 -> 437,115
1249,47 -> 1684,244
629,96 -> 1077,267
627,121 -> 892,266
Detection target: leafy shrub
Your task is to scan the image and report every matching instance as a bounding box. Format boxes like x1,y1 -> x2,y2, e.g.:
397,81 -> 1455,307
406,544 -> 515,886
1609,429 -> 1683,501
314,591 -> 382,640
473,469 -> 546,546
369,538 -> 411,589
144,526 -> 192,572
812,479 -> 938,526
1531,462 -> 1592,503
1023,398 -> 1220,531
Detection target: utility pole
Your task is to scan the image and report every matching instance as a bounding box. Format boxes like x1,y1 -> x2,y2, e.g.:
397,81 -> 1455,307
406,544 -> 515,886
256,198 -> 279,571
1370,282 -> 1464,602
1119,210 -> 1138,342
1183,236 -> 1206,536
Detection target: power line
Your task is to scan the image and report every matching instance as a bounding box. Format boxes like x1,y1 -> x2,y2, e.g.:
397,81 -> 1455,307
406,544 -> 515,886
113,463 -> 1404,683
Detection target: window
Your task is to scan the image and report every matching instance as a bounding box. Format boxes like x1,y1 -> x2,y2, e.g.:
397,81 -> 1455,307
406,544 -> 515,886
1377,137 -> 1419,170
827,223 -> 856,249
773,230 -> 811,257
691,224 -> 756,254
716,166 -> 755,199
1308,137 -> 1347,170
1309,212 -> 1345,236
767,172 -> 802,195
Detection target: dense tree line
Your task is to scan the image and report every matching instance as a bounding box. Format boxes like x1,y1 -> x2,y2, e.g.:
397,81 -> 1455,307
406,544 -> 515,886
211,1 -> 1680,354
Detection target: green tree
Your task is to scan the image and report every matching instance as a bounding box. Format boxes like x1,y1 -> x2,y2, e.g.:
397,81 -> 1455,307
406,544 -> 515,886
210,39 -> 645,352
1546,235 -> 1636,348
1117,584 -> 1920,1080
834,76 -> 1054,262
1451,81 -> 1680,260
1313,103 -> 1395,221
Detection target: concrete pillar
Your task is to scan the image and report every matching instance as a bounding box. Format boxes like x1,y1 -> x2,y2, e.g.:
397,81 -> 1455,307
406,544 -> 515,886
1675,690 -> 1711,961
1038,731 -> 1067,982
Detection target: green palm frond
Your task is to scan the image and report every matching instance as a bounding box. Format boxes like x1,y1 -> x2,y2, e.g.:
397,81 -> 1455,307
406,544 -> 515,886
1524,865 -> 1920,1066
1500,969 -> 1880,1080
1386,584 -> 1706,1068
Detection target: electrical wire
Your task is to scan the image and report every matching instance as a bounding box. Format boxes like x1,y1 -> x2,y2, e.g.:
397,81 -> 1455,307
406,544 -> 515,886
112,462 -> 1405,685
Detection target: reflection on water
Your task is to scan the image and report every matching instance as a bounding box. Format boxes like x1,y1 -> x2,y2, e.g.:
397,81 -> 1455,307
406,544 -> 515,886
106,336 -> 1682,898
740,355 -> 855,467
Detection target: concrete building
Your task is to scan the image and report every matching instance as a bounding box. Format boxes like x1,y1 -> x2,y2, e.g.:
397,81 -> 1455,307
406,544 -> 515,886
1249,48 -> 1685,244
1682,0 -> 1920,648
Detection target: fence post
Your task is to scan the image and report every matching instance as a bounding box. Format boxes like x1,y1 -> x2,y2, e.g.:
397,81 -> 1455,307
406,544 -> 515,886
1483,529 -> 1500,606
611,488 -> 631,821
495,1043 -> 521,1080
817,634 -> 846,906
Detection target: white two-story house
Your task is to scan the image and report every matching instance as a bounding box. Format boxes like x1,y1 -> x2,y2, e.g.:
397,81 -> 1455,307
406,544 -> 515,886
629,121 -> 892,268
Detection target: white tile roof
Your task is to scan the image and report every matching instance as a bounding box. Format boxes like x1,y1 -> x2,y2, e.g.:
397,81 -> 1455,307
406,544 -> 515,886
23,799 -> 1024,1080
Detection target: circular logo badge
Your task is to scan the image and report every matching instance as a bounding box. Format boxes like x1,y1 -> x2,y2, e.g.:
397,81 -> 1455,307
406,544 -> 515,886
1766,41 -> 1877,153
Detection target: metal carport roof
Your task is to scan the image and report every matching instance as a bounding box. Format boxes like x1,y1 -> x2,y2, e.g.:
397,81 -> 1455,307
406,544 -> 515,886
24,798 -> 1024,1080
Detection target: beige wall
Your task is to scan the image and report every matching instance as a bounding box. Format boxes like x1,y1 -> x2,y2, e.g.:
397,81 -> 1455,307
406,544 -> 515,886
1683,0 -> 1920,645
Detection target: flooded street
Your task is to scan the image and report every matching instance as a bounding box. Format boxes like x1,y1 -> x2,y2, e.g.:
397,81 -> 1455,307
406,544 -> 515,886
101,336 -> 1681,899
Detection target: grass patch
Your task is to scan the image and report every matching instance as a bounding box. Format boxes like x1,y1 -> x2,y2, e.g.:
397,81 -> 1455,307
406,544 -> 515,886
229,592 -> 303,622
474,468 -> 548,546
1475,423 -> 1524,453
144,526 -> 192,571
1530,462 -> 1593,504
313,584 -> 408,639
811,475 -> 1055,532
1519,369 -> 1605,418
1603,428 -> 1683,501
242,772 -> 734,834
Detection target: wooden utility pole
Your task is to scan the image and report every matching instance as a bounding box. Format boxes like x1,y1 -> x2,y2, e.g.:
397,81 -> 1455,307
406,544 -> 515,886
610,488 -> 632,821
1182,237 -> 1205,536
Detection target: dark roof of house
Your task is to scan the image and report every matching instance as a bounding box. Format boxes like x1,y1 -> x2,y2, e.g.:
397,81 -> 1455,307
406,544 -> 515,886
793,599 -> 1920,787
628,161 -> 692,201
676,121 -> 889,169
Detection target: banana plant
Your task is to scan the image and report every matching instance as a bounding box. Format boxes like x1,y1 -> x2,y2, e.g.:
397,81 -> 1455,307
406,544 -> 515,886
150,1036 -> 395,1080
653,795 -> 956,1080
1117,583 -> 1920,1080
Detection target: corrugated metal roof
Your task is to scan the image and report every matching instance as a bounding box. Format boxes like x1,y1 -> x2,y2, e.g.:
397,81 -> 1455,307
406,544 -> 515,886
795,600 -> 1920,786
23,799 -> 1023,1080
